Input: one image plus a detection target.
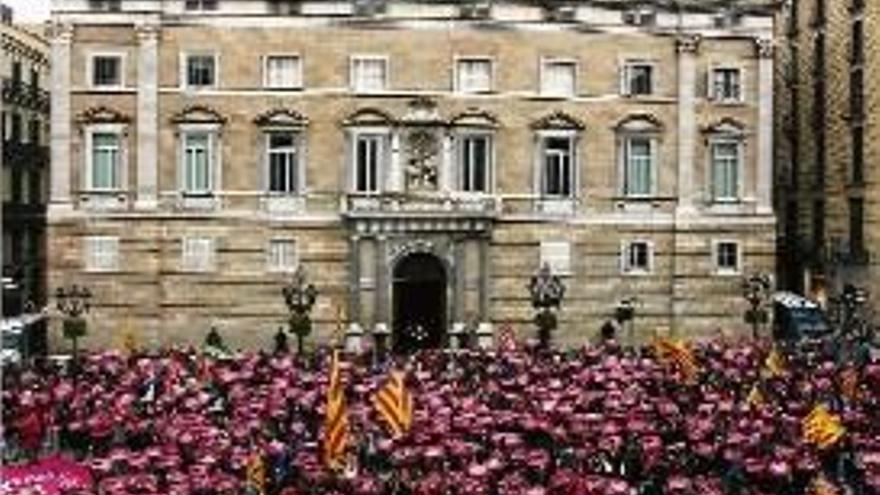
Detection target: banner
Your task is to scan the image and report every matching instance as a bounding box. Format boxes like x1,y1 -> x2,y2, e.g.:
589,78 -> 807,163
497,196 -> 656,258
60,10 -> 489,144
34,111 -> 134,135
0,456 -> 93,495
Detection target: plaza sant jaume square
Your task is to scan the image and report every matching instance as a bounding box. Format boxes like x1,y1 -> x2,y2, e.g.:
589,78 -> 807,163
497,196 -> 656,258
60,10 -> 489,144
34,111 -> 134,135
3,1 -> 880,495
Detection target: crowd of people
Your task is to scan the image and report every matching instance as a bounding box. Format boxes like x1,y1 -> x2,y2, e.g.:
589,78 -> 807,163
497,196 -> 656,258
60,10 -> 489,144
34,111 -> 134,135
2,333 -> 880,495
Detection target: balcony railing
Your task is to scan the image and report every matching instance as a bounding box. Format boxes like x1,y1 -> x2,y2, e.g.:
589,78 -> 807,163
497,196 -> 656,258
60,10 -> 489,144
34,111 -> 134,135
1,78 -> 50,112
343,192 -> 499,217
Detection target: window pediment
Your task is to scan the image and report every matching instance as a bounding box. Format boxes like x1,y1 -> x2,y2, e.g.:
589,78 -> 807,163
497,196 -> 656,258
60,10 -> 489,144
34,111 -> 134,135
343,107 -> 396,127
77,106 -> 130,124
254,108 -> 309,128
531,111 -> 584,131
702,117 -> 747,136
615,113 -> 663,133
171,104 -> 226,125
449,108 -> 500,129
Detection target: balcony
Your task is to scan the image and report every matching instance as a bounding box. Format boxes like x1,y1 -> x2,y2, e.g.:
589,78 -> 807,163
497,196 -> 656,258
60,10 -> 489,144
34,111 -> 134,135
1,78 -> 50,113
344,192 -> 498,217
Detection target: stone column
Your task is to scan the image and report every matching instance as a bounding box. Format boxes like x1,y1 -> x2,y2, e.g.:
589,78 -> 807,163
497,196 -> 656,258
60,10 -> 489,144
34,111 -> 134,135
49,23 -> 74,212
387,132 -> 402,192
349,235 -> 361,328
755,38 -> 774,215
375,235 -> 389,325
441,132 -> 454,192
135,24 -> 159,209
479,237 -> 489,320
675,34 -> 700,214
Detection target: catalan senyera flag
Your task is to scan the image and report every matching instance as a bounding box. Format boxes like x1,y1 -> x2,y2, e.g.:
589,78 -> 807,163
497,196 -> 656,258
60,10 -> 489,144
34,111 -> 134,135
246,452 -> 266,494
763,348 -> 786,377
810,475 -> 839,495
322,349 -> 349,469
373,369 -> 413,438
840,366 -> 859,402
802,403 -> 846,450
654,338 -> 700,381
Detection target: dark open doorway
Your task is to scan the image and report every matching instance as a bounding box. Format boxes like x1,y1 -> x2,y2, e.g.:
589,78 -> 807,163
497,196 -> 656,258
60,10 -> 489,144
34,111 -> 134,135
392,253 -> 447,353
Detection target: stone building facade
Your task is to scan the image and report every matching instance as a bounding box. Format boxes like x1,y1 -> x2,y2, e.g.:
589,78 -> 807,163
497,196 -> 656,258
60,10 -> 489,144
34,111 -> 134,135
48,0 -> 777,351
775,0 -> 878,315
2,3 -> 51,352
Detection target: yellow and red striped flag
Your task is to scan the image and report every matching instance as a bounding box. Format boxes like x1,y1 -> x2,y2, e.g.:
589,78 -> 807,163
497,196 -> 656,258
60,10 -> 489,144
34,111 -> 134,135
246,452 -> 266,494
654,338 -> 700,382
372,369 -> 413,438
810,475 -> 839,495
802,403 -> 845,450
322,349 -> 349,469
746,383 -> 765,408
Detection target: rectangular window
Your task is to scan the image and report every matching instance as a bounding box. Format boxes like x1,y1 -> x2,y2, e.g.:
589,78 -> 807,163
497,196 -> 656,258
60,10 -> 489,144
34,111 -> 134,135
185,0 -> 218,10
28,119 -> 40,146
264,55 -> 302,89
624,137 -> 653,196
267,132 -> 299,194
456,58 -> 492,93
84,236 -> 119,272
267,239 -> 297,272
540,241 -> 571,275
542,136 -> 573,197
711,68 -> 742,102
11,113 -> 21,143
541,60 -> 576,97
623,241 -> 651,274
351,57 -> 387,93
11,61 -> 21,84
183,132 -> 212,194
354,134 -> 383,193
849,198 -> 864,256
715,241 -> 740,273
181,237 -> 215,272
91,55 -> 122,87
711,141 -> 740,201
185,54 -> 216,88
459,134 -> 491,193
623,63 -> 653,96
30,68 -> 39,90
90,132 -> 121,190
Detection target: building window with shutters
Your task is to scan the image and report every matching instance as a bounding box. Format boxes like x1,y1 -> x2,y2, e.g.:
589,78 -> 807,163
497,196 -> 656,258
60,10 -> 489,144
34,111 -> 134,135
264,55 -> 302,89
90,53 -> 124,88
85,127 -> 124,191
622,240 -> 653,275
266,131 -> 300,194
710,67 -> 742,103
540,135 -> 575,197
179,129 -> 216,195
352,133 -> 386,193
267,239 -> 297,273
84,236 -> 119,272
709,140 -> 742,202
457,134 -> 492,193
182,53 -> 217,89
455,57 -> 493,93
621,61 -> 654,96
540,59 -> 576,97
622,136 -> 655,197
350,56 -> 388,93
181,236 -> 216,272
713,240 -> 741,275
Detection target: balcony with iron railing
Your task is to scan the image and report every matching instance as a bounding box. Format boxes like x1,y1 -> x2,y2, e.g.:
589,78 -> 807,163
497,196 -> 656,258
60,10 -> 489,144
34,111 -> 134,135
1,78 -> 50,113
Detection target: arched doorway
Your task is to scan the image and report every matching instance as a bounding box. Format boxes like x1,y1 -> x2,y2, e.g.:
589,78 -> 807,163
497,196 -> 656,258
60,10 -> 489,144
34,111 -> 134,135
392,253 -> 447,353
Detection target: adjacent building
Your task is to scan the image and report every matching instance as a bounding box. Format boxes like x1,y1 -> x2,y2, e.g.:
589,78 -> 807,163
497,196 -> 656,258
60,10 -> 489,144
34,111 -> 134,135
2,3 -> 51,353
776,0 -> 878,315
47,0 -> 778,350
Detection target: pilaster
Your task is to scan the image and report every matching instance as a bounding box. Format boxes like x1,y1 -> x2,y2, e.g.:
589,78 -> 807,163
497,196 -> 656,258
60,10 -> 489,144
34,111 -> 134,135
135,23 -> 160,209
49,23 -> 74,213
675,34 -> 700,215
387,133 -> 402,192
755,37 -> 775,215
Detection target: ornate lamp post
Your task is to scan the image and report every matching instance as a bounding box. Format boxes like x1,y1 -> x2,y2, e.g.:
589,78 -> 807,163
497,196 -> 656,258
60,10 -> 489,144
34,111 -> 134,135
615,297 -> 640,345
282,266 -> 318,355
741,273 -> 772,340
55,284 -> 92,359
840,283 -> 869,338
527,263 -> 566,349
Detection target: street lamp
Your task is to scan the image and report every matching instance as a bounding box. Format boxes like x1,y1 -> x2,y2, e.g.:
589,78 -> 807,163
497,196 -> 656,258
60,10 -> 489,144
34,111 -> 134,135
55,284 -> 92,358
840,283 -> 869,338
282,266 -> 318,355
741,273 -> 772,340
615,297 -> 640,345
527,263 -> 566,350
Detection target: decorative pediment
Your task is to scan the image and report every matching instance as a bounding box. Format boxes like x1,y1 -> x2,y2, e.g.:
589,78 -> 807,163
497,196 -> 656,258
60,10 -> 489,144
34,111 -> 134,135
702,117 -> 747,135
448,108 -> 500,129
342,107 -> 396,127
253,108 -> 309,127
614,113 -> 663,133
171,105 -> 227,124
530,111 -> 584,131
76,106 -> 130,124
